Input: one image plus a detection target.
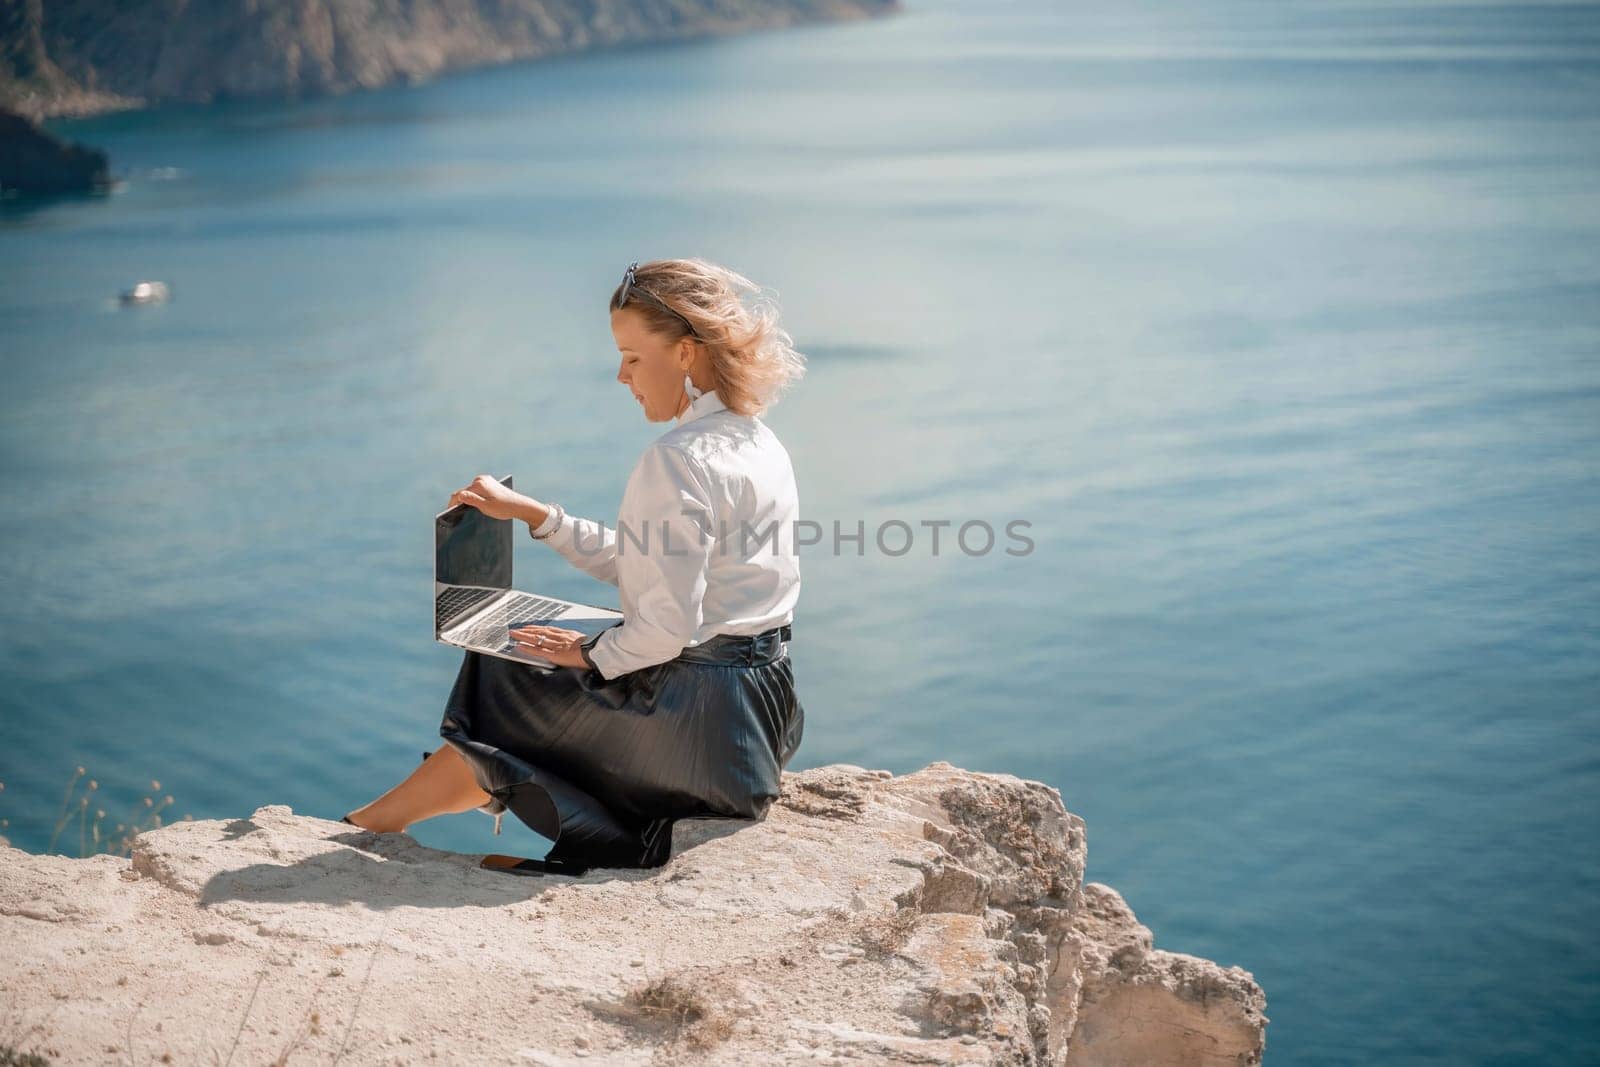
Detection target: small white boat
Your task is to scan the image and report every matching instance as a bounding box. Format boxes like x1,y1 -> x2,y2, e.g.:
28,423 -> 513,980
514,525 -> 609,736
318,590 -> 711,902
119,281 -> 170,305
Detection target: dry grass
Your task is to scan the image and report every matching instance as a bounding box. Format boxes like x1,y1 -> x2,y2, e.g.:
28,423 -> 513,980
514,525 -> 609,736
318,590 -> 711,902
2,974 -> 61,1064
0,766 -> 194,860
0,1001 -> 56,1066
2,772 -> 390,1066
682,1012 -> 735,1052
622,972 -> 735,1052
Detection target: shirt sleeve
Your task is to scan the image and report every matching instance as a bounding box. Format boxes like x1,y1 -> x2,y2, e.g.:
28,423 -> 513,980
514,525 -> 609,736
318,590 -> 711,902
583,444 -> 716,680
531,506 -> 621,587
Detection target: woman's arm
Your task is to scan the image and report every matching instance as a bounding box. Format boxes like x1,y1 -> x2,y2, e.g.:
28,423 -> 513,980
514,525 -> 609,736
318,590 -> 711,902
450,477 -> 621,586
519,499 -> 622,587
582,443 -> 716,680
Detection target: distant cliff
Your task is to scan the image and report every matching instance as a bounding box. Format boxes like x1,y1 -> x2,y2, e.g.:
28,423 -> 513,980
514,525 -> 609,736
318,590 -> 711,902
0,0 -> 901,119
0,106 -> 107,193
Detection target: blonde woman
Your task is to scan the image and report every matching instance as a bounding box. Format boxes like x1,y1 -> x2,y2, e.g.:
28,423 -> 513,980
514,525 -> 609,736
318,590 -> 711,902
343,259 -> 807,876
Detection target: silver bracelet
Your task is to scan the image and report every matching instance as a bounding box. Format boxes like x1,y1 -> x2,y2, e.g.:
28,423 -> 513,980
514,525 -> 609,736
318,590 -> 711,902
528,502 -> 565,540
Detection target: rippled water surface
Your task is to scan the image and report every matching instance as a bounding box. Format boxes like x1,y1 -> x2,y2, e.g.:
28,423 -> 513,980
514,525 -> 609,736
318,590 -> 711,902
3,1 -> 1598,1061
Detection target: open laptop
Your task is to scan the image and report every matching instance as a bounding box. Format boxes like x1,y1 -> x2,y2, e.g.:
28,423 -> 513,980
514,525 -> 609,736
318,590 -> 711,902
435,474 -> 623,668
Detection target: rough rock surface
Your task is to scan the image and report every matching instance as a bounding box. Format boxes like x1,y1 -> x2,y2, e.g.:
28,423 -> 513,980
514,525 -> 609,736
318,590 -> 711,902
1,0 -> 902,120
0,106 -> 107,194
0,762 -> 1266,1065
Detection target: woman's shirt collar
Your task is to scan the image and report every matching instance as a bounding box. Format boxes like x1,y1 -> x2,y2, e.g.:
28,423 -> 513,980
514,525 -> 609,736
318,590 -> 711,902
676,387 -> 729,426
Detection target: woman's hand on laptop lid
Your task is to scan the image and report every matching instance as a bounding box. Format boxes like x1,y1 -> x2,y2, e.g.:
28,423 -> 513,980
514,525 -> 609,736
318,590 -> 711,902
450,474 -> 541,523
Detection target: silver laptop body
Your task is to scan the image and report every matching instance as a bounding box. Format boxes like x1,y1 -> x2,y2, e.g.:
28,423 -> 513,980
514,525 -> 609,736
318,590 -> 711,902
434,474 -> 623,669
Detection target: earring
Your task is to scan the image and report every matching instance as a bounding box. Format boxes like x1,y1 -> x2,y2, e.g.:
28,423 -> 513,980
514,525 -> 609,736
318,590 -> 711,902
683,374 -> 705,401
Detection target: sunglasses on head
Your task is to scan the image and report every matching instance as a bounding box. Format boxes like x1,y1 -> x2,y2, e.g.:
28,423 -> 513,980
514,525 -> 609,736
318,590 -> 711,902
618,261 -> 698,337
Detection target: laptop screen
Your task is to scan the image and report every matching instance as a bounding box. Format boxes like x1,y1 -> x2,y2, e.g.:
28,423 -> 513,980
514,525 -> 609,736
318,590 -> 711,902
435,474 -> 513,592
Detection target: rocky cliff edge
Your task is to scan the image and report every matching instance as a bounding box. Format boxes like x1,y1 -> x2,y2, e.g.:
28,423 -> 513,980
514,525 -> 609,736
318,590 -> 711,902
0,762 -> 1266,1065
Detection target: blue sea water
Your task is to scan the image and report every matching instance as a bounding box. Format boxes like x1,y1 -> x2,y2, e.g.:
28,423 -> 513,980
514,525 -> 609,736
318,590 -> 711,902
3,0 -> 1598,1061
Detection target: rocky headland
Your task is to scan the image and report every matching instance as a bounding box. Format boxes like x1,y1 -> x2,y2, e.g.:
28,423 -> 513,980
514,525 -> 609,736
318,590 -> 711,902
1,0 -> 902,120
0,761 -> 1265,1065
0,106 -> 107,194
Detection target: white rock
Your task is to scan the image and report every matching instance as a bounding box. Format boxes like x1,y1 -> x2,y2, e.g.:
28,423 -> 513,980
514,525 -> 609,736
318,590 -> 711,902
0,761 -> 1267,1065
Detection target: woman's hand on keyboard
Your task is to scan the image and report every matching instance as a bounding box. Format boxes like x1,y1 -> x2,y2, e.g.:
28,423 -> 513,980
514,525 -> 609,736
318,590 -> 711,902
450,475 -> 534,521
508,625 -> 591,669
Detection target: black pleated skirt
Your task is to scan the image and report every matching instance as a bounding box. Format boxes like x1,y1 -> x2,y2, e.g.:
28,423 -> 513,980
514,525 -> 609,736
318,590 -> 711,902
437,623 -> 803,874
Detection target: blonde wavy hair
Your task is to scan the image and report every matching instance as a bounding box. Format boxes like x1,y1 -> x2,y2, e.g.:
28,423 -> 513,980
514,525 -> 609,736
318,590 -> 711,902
608,258 -> 806,418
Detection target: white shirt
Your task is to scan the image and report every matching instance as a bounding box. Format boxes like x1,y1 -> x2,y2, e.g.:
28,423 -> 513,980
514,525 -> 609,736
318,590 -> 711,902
529,387 -> 801,680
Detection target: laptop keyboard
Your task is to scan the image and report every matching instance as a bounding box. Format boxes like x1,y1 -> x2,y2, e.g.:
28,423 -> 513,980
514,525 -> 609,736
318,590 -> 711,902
436,586 -> 497,631
440,591 -> 570,652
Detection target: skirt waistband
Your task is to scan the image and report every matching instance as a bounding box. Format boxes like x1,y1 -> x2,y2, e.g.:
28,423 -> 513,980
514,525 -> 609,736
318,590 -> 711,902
674,623 -> 792,667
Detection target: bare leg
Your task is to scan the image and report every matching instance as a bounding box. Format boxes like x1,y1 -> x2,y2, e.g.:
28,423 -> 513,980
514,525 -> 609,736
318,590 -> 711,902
344,745 -> 492,833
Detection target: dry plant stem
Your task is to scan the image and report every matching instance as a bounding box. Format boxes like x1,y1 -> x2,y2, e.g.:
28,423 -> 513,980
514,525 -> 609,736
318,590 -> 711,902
123,996 -> 144,1067
111,796 -> 175,858
46,767 -> 85,854
271,1002 -> 320,1067
271,956 -> 341,1066
222,967 -> 268,1067
26,766 -> 189,859
330,921 -> 390,1067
